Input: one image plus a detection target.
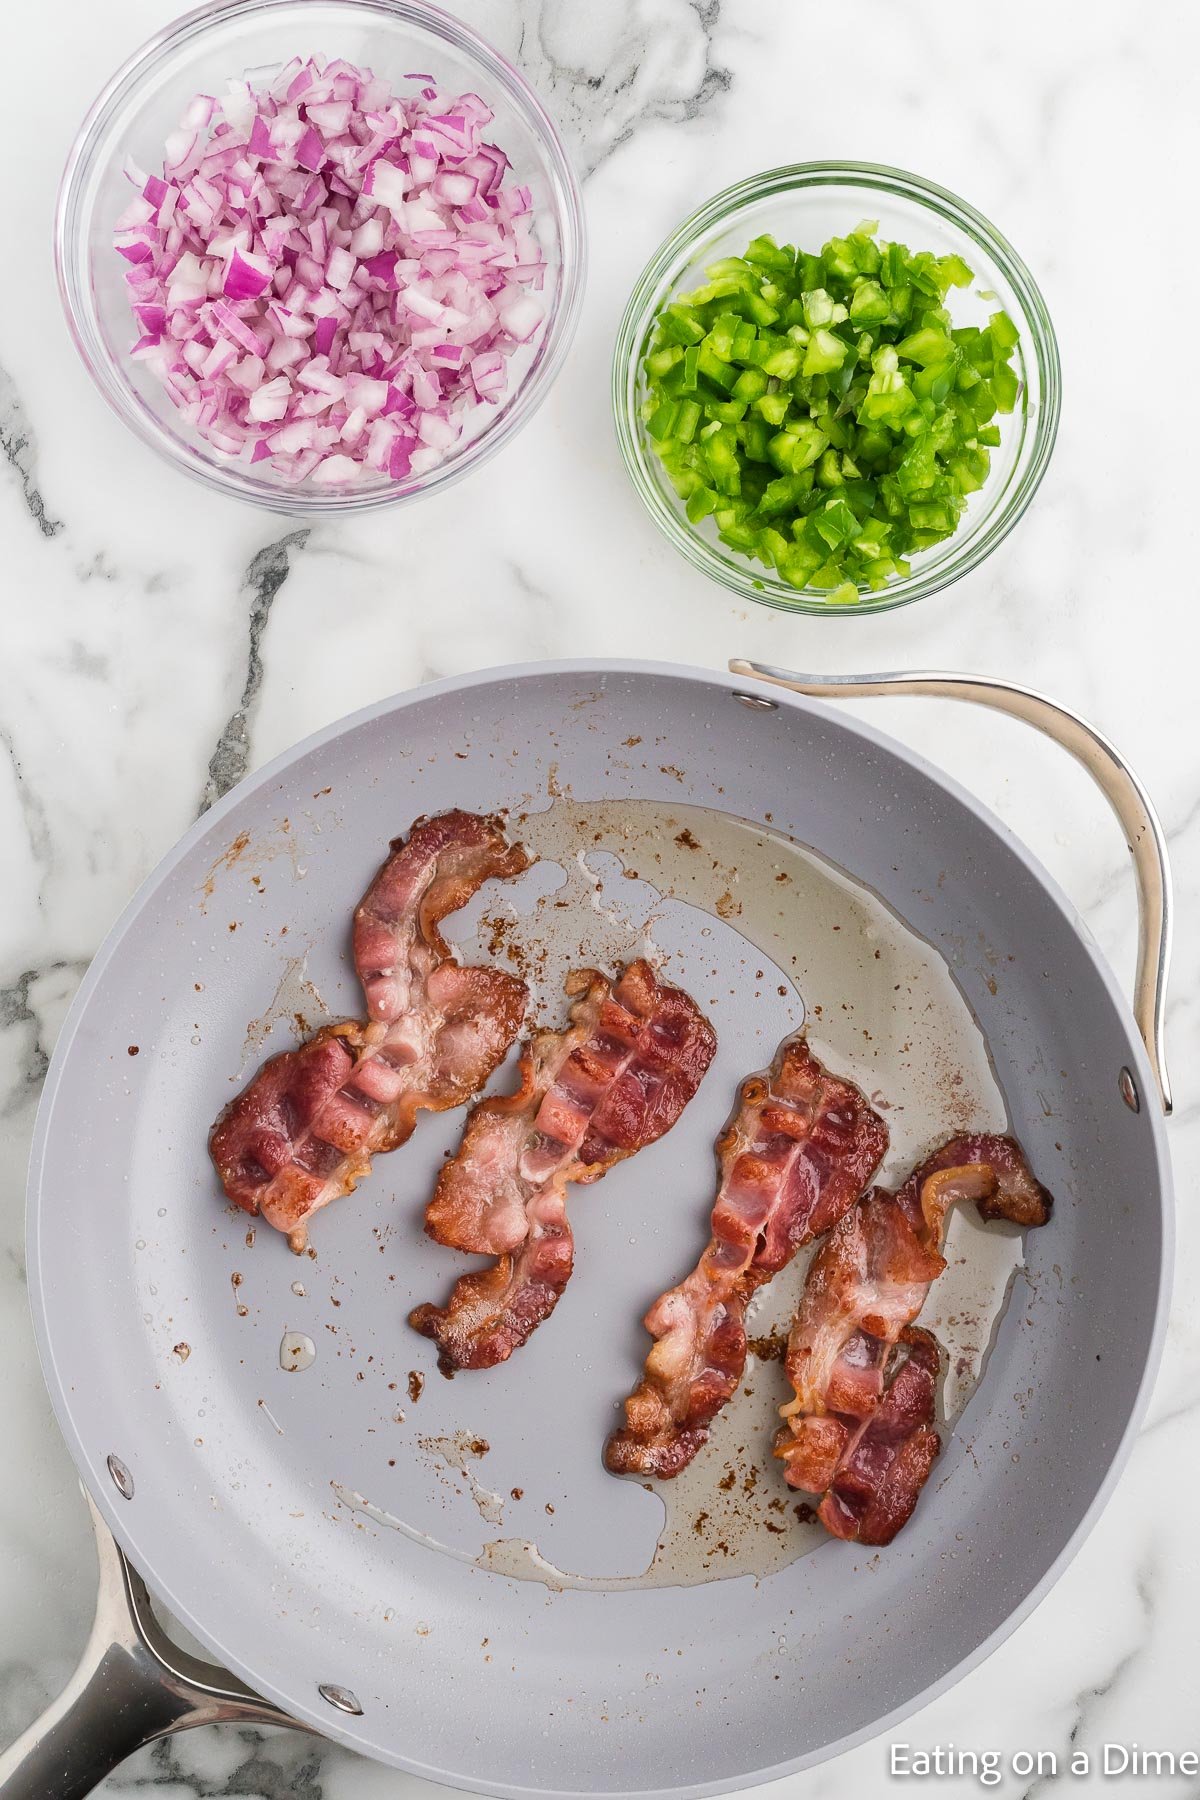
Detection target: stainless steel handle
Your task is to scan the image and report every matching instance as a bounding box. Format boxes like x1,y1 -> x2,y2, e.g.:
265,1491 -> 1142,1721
0,1493 -> 302,1800
728,660 -> 1173,1116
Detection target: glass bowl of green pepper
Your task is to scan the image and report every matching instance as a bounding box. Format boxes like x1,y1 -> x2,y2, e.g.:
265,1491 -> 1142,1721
613,162 -> 1059,614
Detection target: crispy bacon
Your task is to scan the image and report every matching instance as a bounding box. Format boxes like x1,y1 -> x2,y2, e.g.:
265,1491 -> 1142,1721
775,1134 -> 1052,1544
409,960 -> 717,1370
816,1328 -> 944,1546
352,810 -> 528,1024
209,812 -> 530,1250
604,1036 -> 888,1479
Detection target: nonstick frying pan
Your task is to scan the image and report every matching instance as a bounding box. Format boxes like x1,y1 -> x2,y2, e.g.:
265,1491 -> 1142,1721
5,659 -> 1173,1799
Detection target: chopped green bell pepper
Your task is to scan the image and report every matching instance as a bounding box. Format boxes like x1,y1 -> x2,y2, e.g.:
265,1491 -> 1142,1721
639,221 -> 1022,601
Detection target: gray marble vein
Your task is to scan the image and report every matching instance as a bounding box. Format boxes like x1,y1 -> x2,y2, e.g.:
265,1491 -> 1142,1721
476,0 -> 731,178
0,958 -> 87,1089
200,530 -> 311,814
0,726 -> 53,903
1017,1563 -> 1154,1800
107,1728 -> 325,1797
0,360 -> 63,539
0,970 -> 52,1116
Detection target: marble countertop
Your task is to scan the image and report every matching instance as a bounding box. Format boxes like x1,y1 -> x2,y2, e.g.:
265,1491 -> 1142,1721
2,0 -> 1196,1795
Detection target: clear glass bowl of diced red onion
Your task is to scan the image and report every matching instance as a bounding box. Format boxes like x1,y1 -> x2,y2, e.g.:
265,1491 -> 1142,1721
56,0 -> 585,513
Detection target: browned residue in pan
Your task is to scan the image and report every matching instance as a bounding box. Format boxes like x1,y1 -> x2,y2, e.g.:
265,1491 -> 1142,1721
199,830 -> 252,905
240,955 -> 328,1063
418,1432 -> 505,1526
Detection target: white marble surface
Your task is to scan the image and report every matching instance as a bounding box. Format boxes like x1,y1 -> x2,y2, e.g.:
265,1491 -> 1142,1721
2,0 -> 1198,1794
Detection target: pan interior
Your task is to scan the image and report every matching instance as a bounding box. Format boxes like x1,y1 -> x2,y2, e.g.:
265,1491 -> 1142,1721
29,665 -> 1167,1796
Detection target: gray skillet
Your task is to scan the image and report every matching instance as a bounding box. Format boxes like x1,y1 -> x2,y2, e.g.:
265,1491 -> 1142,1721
5,659 -> 1172,1798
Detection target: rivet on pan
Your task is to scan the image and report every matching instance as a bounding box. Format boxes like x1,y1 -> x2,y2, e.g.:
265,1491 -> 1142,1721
732,692 -> 778,711
1118,1067 -> 1141,1114
106,1454 -> 135,1500
318,1683 -> 363,1716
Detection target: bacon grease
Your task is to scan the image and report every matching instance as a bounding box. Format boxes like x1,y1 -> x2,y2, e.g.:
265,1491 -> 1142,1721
399,799 -> 1029,1592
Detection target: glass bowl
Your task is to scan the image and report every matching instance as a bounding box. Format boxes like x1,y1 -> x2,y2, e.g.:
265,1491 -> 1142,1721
56,0 -> 586,515
613,162 -> 1059,614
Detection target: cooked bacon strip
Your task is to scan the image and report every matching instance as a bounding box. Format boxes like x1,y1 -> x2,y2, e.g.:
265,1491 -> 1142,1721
209,812 -> 530,1250
409,961 -> 716,1370
352,810 -> 528,1024
816,1328 -> 944,1546
604,1037 -> 888,1479
775,1134 -> 1052,1544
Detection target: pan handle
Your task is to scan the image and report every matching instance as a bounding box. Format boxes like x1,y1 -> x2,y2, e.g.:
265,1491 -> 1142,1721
727,660 -> 1173,1116
0,1493 -> 304,1800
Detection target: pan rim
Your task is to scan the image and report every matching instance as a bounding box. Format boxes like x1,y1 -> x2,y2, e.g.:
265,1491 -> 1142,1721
26,657 -> 1174,1796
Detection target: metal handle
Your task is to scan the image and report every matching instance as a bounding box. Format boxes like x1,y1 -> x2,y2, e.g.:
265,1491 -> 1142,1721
0,1493 -> 301,1800
728,660 -> 1173,1116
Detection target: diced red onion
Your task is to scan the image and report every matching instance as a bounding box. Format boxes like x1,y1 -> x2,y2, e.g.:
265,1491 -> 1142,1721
223,247 -> 273,300
118,54 -> 548,486
496,291 -> 544,343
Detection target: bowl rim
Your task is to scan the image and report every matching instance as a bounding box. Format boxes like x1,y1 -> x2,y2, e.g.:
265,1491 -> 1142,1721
55,0 -> 587,516
612,159 -> 1061,616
